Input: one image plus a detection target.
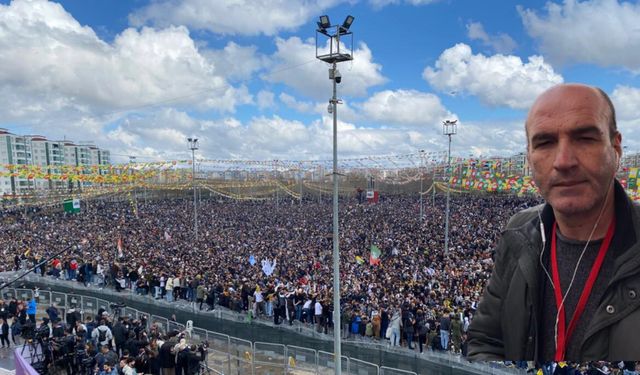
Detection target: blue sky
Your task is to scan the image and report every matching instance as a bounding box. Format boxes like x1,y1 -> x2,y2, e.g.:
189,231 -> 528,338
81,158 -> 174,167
1,0 -> 640,163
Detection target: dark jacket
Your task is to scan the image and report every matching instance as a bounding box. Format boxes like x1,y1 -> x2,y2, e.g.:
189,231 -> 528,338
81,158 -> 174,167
112,322 -> 129,344
186,349 -> 204,375
159,339 -> 177,368
468,182 -> 640,361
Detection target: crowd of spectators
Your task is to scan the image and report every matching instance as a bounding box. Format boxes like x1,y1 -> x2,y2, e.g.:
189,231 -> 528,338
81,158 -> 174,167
3,192 -> 640,373
2,193 -> 533,354
0,294 -> 206,374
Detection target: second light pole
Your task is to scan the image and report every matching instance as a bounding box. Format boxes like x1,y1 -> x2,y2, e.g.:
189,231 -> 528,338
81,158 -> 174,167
188,137 -> 199,240
443,120 -> 457,254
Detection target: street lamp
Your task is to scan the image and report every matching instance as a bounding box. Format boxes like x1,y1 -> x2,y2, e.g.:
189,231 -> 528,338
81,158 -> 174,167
187,137 -> 199,240
129,156 -> 138,217
419,150 -> 425,221
315,14 -> 354,375
443,120 -> 457,255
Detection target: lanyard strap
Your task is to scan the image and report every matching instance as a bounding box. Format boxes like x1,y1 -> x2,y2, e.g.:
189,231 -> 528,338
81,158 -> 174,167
550,218 -> 616,360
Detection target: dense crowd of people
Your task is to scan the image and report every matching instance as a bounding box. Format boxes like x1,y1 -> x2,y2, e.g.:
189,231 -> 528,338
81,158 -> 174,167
3,192 -> 640,373
0,294 -> 206,374
2,192 -> 535,356
4,192 -> 638,373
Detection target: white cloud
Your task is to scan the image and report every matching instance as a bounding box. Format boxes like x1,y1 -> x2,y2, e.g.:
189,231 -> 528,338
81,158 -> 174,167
608,85 -> 640,153
19,105 -> 529,164
129,0 -> 343,36
0,0 -> 251,126
256,90 -> 276,110
423,43 -> 563,109
203,42 -> 268,81
612,85 -> 640,122
519,0 -> 640,70
360,89 -> 455,126
264,37 -> 387,100
466,21 -> 517,54
280,93 -> 315,113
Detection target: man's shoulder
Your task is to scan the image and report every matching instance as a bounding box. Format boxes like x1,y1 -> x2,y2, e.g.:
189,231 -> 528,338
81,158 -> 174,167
503,204 -> 544,231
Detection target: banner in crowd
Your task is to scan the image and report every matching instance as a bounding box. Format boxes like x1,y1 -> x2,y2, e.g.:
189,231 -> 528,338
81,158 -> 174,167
370,245 -> 381,266
63,198 -> 80,213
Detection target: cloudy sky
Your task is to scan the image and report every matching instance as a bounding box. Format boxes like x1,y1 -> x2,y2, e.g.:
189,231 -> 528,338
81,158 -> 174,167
1,0 -> 640,163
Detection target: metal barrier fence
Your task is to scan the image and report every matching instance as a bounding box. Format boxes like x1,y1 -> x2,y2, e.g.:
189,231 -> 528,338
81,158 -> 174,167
5,286 -> 417,375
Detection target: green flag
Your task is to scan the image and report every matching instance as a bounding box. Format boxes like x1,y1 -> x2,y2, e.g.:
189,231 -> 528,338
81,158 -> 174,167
63,198 -> 80,213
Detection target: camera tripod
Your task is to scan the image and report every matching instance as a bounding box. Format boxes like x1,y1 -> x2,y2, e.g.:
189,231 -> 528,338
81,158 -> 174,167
199,360 -> 212,375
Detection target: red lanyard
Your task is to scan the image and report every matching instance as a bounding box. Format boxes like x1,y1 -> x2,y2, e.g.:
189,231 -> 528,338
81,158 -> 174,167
550,218 -> 615,360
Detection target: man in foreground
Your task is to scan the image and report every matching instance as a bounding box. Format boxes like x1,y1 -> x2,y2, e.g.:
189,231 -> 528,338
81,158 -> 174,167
467,83 -> 640,361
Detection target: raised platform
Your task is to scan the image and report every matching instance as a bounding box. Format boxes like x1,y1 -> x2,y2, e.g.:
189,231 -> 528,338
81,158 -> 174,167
316,53 -> 353,63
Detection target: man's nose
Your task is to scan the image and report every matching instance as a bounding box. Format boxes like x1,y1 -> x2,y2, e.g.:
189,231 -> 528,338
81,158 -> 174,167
553,139 -> 578,171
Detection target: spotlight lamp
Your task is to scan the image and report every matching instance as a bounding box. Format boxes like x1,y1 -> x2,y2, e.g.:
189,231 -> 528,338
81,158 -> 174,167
318,15 -> 331,30
341,15 -> 354,31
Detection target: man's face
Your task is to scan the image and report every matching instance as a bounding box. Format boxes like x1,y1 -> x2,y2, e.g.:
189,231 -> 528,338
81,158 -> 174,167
526,85 -> 621,218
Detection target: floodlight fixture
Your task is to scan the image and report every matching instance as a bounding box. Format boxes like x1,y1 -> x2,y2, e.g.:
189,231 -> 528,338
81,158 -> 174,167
342,15 -> 354,31
318,15 -> 331,30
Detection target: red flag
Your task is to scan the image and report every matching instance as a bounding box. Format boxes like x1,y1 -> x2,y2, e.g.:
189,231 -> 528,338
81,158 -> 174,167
117,238 -> 124,258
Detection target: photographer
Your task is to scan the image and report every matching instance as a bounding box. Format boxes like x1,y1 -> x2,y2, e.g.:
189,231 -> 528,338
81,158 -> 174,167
53,327 -> 78,374
158,331 -> 180,375
36,317 -> 52,339
125,330 -> 148,359
185,344 -> 206,375
112,317 -> 129,356
66,304 -> 81,329
73,339 -> 96,375
92,320 -> 113,348
45,303 -> 59,323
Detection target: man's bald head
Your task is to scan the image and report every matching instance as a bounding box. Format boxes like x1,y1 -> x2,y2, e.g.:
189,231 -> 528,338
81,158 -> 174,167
525,83 -> 618,145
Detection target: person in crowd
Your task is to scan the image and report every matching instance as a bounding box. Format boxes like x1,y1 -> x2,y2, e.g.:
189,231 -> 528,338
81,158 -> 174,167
389,309 -> 402,347
93,319 -> 114,348
0,318 -> 9,348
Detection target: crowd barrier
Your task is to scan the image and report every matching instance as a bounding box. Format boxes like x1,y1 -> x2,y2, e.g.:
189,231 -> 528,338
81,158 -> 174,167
0,272 -> 523,375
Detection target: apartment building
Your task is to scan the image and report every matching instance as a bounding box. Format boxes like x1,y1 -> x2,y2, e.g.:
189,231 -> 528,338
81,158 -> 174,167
0,128 -> 111,195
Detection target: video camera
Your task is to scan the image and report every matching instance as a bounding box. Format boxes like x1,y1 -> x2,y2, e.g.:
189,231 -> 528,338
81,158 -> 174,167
109,302 -> 126,309
197,340 -> 209,353
34,325 -> 51,341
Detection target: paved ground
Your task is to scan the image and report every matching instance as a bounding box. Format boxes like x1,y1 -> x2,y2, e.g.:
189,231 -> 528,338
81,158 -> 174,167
0,345 -> 16,372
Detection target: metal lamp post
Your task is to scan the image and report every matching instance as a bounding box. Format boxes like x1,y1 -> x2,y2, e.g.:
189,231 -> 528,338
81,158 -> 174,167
419,150 -> 425,221
187,137 -> 199,240
443,120 -> 457,255
129,155 -> 139,217
315,14 -> 354,375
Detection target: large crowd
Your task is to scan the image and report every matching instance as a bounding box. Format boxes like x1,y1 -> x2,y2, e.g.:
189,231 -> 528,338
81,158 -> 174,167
5,191 -> 640,373
0,294 -> 206,374
1,192 -> 534,355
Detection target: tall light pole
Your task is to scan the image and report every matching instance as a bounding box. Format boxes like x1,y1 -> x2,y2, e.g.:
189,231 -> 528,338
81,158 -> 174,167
299,164 -> 303,206
419,150 -> 425,221
316,14 -> 354,375
443,120 -> 457,255
432,162 -> 437,207
187,137 -> 199,240
129,155 -> 138,217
